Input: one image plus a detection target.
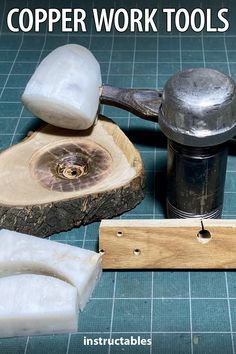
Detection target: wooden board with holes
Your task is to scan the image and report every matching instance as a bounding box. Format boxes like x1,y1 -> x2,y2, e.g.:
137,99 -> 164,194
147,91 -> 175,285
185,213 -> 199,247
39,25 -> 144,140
99,219 -> 236,269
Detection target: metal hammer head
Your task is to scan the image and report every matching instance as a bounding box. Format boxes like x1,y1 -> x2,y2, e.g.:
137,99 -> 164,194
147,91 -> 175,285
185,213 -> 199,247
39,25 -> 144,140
159,68 -> 236,147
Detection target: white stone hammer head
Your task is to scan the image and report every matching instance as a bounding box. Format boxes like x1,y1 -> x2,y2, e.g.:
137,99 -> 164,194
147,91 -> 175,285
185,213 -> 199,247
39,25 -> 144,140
22,44 -> 102,130
22,44 -> 161,130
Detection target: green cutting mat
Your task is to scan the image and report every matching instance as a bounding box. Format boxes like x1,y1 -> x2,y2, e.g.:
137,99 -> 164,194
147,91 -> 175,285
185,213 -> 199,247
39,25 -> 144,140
1,0 -> 236,353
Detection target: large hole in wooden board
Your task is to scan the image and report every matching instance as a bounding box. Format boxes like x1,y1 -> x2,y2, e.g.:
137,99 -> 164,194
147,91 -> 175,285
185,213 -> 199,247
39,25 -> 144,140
197,229 -> 212,244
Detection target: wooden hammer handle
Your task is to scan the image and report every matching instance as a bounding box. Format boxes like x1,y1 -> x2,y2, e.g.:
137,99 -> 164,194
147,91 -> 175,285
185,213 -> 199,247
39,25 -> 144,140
100,85 -> 162,122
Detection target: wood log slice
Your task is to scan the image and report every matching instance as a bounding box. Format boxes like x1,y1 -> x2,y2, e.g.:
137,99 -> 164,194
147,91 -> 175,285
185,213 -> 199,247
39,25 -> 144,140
0,116 -> 145,237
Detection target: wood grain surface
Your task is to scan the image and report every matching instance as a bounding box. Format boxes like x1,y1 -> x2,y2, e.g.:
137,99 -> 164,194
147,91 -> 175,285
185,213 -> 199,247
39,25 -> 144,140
0,117 -> 145,237
99,219 -> 236,269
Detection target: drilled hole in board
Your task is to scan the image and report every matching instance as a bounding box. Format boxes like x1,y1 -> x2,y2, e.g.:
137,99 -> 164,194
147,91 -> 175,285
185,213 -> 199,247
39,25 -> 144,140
197,229 -> 212,244
99,249 -> 105,255
133,249 -> 141,256
116,231 -> 123,237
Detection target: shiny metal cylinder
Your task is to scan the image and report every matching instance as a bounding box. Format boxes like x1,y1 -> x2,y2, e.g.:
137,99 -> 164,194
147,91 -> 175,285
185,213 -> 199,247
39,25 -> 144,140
166,140 -> 228,218
159,68 -> 236,218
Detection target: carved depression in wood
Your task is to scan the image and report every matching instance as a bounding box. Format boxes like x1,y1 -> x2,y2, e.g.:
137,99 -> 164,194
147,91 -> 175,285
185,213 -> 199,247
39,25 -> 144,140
0,117 -> 145,237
